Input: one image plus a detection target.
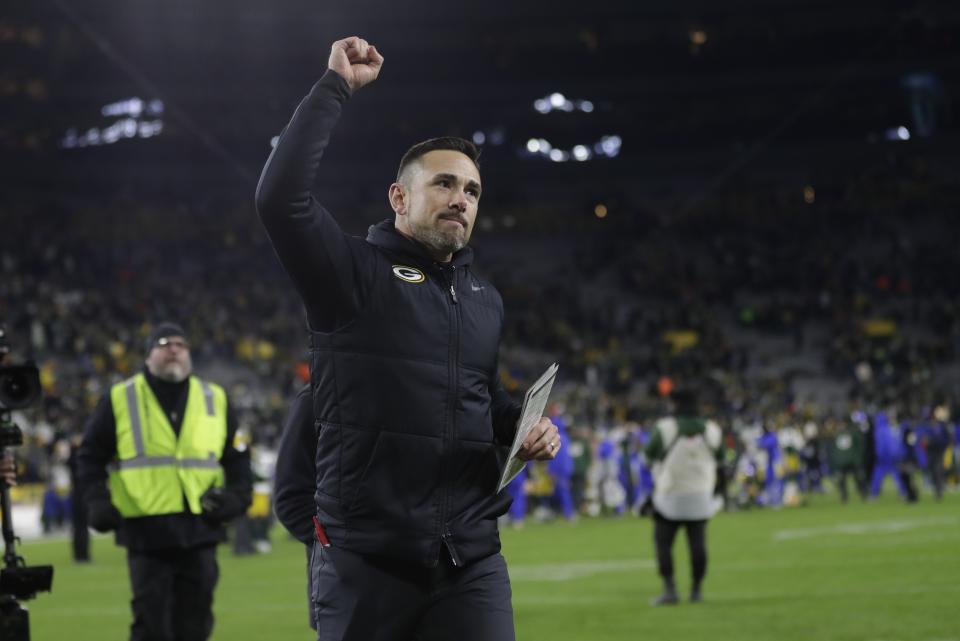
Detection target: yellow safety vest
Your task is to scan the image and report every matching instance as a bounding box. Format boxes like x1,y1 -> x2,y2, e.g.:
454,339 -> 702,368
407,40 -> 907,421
108,373 -> 227,517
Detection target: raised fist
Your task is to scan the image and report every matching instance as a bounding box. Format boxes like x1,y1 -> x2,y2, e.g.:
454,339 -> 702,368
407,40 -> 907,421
328,36 -> 384,92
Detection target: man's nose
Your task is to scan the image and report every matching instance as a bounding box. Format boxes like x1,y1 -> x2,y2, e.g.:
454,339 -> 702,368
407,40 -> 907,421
450,190 -> 468,211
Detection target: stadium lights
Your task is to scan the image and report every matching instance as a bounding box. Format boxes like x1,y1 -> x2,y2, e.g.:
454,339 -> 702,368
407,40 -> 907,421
61,118 -> 163,148
533,93 -> 597,114
466,128 -> 504,147
598,135 -> 622,157
524,135 -> 621,162
882,126 -> 911,142
101,97 -> 164,118
63,97 -> 165,149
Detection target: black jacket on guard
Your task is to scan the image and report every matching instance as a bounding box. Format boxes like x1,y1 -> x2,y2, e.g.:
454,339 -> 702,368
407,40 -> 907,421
256,71 -> 521,568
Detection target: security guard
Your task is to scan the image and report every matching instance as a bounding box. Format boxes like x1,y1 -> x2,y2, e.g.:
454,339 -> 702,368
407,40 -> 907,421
78,322 -> 251,641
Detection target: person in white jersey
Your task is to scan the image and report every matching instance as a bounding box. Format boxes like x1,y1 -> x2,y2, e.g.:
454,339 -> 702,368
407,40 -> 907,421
644,388 -> 724,605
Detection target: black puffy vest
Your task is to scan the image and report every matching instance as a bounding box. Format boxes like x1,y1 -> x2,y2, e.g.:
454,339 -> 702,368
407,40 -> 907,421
310,221 -> 511,567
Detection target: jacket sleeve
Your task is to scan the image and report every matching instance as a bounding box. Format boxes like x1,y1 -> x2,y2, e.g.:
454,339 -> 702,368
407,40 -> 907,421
77,394 -> 117,503
490,371 -> 522,446
644,426 -> 665,463
254,70 -> 361,332
273,385 -> 317,544
221,398 -> 253,511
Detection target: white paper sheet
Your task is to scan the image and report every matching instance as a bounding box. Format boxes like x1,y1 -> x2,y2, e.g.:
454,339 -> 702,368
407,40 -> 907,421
496,362 -> 560,493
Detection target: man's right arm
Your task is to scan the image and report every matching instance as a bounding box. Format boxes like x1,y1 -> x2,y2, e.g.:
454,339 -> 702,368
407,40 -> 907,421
254,37 -> 383,332
76,395 -> 115,495
77,395 -> 124,531
254,70 -> 357,331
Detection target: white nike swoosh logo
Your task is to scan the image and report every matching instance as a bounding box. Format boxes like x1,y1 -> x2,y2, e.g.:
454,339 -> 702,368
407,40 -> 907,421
471,283 -> 483,291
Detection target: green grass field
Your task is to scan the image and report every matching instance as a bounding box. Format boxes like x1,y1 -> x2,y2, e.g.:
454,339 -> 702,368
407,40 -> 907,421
21,492 -> 960,641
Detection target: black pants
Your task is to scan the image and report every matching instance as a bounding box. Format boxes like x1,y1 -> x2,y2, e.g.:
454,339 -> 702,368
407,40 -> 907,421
653,512 -> 707,588
835,464 -> 867,503
898,463 -> 919,503
310,544 -> 515,641
928,449 -> 946,499
127,546 -> 219,641
70,484 -> 90,562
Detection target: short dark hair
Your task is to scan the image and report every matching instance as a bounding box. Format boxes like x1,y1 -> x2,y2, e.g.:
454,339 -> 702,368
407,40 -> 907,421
396,137 -> 481,183
671,388 -> 699,417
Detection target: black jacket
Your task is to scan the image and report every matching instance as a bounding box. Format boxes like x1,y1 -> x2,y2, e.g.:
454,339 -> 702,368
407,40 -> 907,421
256,70 -> 521,567
76,369 -> 252,551
273,384 -> 316,544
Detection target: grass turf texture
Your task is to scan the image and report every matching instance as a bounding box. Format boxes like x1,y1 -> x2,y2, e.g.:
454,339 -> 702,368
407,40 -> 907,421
22,492 -> 959,641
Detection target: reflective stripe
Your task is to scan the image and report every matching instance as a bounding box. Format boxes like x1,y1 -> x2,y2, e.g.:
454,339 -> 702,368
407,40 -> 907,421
111,456 -> 220,471
125,380 -> 146,457
178,458 -> 221,470
201,381 -> 215,417
111,456 -> 177,471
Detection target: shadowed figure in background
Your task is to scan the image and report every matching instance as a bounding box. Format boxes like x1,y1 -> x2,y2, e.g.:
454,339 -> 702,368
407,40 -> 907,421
645,389 -> 724,606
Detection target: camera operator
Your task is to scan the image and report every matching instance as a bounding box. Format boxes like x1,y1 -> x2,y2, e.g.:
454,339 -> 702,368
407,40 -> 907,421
77,322 -> 252,641
0,454 -> 14,487
1,326 -> 54,640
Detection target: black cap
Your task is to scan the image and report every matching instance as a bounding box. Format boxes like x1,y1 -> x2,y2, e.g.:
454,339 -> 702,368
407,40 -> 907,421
145,322 -> 187,354
671,387 -> 699,417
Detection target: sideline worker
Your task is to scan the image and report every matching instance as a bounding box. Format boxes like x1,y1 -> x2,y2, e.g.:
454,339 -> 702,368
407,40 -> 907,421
78,322 -> 252,641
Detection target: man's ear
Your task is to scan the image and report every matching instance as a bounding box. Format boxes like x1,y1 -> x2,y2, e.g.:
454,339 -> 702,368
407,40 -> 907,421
388,182 -> 407,216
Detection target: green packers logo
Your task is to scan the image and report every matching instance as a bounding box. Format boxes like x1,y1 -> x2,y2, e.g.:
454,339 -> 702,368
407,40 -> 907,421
392,265 -> 426,283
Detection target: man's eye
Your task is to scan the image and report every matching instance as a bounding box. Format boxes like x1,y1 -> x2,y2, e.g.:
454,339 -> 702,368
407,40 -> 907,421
438,180 -> 450,187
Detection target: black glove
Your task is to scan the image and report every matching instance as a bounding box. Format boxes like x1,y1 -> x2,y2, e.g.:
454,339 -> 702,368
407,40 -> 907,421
87,498 -> 123,533
638,494 -> 654,518
200,487 -> 246,523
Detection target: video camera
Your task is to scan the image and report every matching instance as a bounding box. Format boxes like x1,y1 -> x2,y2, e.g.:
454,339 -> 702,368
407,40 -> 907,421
0,327 -> 54,641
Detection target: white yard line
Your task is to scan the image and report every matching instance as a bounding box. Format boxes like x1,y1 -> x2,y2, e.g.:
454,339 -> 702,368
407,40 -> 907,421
509,558 -> 654,582
774,516 -> 960,541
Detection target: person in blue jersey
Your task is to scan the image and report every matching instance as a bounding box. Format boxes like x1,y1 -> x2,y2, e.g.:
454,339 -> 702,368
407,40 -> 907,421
505,466 -> 529,527
546,411 -> 576,521
870,410 -> 908,498
256,36 -> 561,641
757,425 -> 782,506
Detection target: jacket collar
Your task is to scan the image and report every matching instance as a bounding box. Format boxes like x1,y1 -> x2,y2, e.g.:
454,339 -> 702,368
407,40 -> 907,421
366,219 -> 474,269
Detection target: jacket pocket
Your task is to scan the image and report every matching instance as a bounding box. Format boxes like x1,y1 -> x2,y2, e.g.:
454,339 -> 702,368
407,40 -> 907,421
343,428 -> 442,531
448,439 -> 509,522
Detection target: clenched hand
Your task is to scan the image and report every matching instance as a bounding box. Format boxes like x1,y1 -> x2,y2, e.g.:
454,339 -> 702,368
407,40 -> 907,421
328,36 -> 384,93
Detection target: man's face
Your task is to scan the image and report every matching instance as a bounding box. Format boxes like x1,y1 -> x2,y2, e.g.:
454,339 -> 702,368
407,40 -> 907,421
391,150 -> 482,261
145,336 -> 192,383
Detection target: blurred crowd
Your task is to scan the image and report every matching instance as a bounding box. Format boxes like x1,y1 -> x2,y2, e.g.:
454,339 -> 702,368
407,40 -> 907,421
2,161 -> 959,534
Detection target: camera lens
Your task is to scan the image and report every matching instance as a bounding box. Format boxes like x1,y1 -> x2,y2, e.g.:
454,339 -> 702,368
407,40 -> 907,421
0,365 -> 41,410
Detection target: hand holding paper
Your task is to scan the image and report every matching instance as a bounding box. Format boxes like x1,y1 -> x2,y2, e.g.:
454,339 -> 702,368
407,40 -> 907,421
496,363 -> 560,492
516,416 -> 560,461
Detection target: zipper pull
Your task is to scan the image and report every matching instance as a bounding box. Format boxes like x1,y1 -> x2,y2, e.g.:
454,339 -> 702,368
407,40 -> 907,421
441,531 -> 462,566
449,283 -> 458,304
